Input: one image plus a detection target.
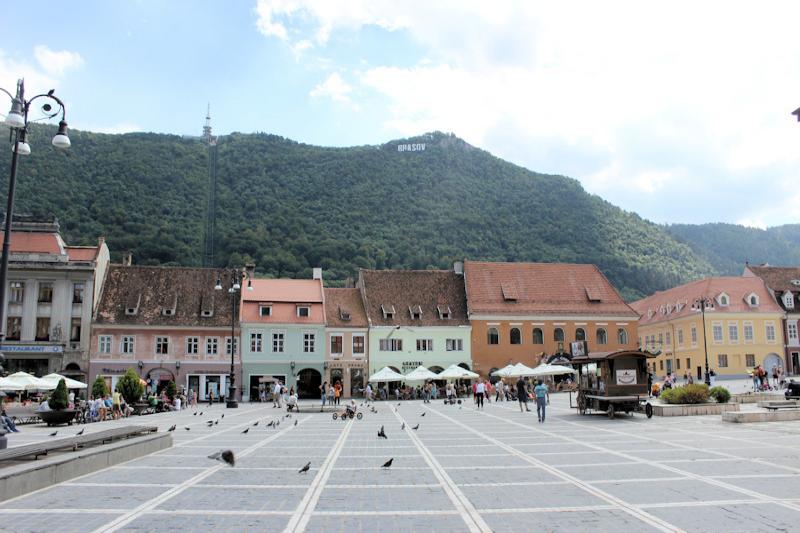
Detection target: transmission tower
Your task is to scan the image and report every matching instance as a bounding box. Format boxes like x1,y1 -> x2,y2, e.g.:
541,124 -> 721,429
202,104 -> 218,268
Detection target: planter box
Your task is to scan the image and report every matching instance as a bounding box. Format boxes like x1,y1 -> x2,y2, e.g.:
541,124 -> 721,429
39,410 -> 77,426
731,393 -> 784,404
651,403 -> 739,416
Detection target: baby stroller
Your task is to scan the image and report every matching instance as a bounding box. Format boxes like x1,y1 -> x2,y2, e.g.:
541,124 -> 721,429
332,403 -> 363,420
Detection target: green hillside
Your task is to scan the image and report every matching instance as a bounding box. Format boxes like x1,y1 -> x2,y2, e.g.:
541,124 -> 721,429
1,125 -> 717,299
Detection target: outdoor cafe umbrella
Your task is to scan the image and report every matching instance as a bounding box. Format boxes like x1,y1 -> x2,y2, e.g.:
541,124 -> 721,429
437,364 -> 479,380
505,362 -> 539,378
0,377 -> 25,391
529,363 -> 577,377
403,365 -> 439,382
491,364 -> 516,378
368,366 -> 405,383
40,373 -> 88,389
0,371 -> 52,391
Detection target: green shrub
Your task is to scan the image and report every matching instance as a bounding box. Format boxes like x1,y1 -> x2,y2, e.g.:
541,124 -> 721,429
659,387 -> 681,404
48,378 -> 69,410
659,384 -> 710,404
709,386 -> 731,404
165,380 -> 177,401
115,368 -> 144,405
92,375 -> 109,398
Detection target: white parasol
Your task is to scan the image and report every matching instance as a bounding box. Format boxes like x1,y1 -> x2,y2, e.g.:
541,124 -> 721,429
491,364 -> 516,378
403,365 -> 440,382
368,366 -> 406,383
529,363 -> 577,377
505,362 -> 539,377
0,371 -> 52,391
40,373 -> 89,389
437,364 -> 479,379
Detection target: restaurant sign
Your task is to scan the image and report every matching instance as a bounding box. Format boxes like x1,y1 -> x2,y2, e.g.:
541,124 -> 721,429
0,344 -> 63,353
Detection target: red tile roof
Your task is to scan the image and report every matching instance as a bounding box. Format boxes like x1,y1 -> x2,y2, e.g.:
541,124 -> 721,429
745,265 -> 800,293
630,277 -> 783,326
324,288 -> 368,328
464,261 -> 636,317
65,246 -> 99,261
243,279 -> 323,303
0,231 -> 63,255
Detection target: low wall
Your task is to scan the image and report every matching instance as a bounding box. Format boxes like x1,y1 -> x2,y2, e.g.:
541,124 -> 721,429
731,393 -> 785,404
0,432 -> 171,502
652,403 -> 739,416
723,410 -> 800,423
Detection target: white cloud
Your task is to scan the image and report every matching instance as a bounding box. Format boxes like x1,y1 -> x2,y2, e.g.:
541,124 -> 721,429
80,122 -> 141,135
33,45 -> 83,77
736,218 -> 768,230
310,72 -> 353,104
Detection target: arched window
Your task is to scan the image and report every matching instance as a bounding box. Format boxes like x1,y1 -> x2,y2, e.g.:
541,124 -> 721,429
532,328 -> 543,344
554,328 -> 565,342
575,328 -> 586,341
510,328 -> 521,345
617,328 -> 628,345
596,328 -> 608,345
487,327 -> 499,345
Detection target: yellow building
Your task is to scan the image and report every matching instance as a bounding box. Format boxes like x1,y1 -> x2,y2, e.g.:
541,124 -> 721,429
631,277 -> 785,380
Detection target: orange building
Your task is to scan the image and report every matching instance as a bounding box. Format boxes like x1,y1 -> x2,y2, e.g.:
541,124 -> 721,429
464,261 -> 639,377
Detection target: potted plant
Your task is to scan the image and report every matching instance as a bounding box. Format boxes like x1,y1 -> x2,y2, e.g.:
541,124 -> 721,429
116,368 -> 145,410
40,378 -> 78,426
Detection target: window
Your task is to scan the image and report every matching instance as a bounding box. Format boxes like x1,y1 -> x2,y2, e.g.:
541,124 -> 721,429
718,354 -> 728,367
9,282 -> 24,303
381,305 -> 395,320
510,328 -> 521,345
596,328 -> 607,345
749,295 -> 759,306
728,323 -> 739,344
121,336 -> 135,355
38,282 -> 53,303
99,335 -> 112,354
352,335 -> 365,354
744,322 -> 754,343
272,332 -> 284,352
712,322 -> 723,344
70,318 -> 81,342
251,333 -> 263,352
532,328 -> 543,344
664,331 -> 671,346
259,305 -> 272,317
783,293 -> 795,309
304,333 -> 315,353
788,322 -> 799,342
226,337 -> 238,356
379,338 -> 403,351
676,358 -> 681,369
446,338 -> 463,351
719,294 -> 728,306
658,333 -> 663,346
6,317 -> 21,341
206,337 -> 219,356
410,306 -> 422,320
35,317 -> 50,341
690,325 -> 698,346
554,328 -> 565,342
766,322 -> 776,343
416,339 -> 434,351
746,354 -> 755,367
618,328 -> 628,345
659,360 -> 664,371
154,336 -> 169,355
686,358 -> 691,370
296,306 -> 310,317
73,282 -> 85,304
487,327 -> 499,345
186,337 -> 199,355
575,328 -> 586,341
677,329 -> 684,346
331,335 -> 343,354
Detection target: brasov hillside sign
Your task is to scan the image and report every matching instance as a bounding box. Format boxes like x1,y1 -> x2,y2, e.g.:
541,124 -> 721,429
397,143 -> 426,152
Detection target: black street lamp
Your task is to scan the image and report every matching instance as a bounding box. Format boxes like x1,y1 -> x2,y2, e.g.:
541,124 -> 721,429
215,267 -> 252,407
0,79 -> 70,374
693,297 -> 713,386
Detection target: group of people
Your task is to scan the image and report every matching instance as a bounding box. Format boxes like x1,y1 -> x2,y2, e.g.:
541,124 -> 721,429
752,365 -> 785,392
320,381 -> 343,408
255,381 -> 298,411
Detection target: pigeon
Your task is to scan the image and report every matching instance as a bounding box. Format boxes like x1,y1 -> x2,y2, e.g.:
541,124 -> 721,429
208,449 -> 235,467
75,428 -> 85,436
401,422 -> 405,430
193,412 -> 198,416
199,411 -> 203,416
267,421 -> 274,427
299,462 -> 311,474
276,421 -> 280,427
412,424 -> 419,430
185,427 -> 191,431
253,421 -> 259,427
168,425 -> 176,432
47,89 -> 55,96
286,414 -> 291,418
381,458 -> 393,469
397,402 -> 401,407
221,413 -> 225,418
214,420 -> 219,425
49,431 -> 58,437
378,425 -> 387,439
420,412 -> 426,417
294,419 -> 298,426
242,428 -> 250,434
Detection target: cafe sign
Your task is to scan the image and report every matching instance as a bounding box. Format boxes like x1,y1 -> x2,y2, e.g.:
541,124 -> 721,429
616,369 -> 637,385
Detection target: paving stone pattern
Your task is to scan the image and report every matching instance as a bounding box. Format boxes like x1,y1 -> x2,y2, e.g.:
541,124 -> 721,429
1,394 -> 799,532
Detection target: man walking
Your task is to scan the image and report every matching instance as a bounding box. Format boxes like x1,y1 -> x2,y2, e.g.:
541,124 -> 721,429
516,377 -> 530,412
475,379 -> 486,409
534,379 -> 549,423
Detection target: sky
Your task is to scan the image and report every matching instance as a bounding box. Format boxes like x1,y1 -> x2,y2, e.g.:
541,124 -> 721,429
1,0 -> 800,228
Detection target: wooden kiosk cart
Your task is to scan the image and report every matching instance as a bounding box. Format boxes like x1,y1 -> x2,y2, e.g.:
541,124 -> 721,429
570,349 -> 655,419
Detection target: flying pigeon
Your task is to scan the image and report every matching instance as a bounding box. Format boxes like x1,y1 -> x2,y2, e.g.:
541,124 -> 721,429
253,421 -> 259,427
168,425 -> 176,432
75,428 -> 85,436
378,425 -> 387,439
267,421 -> 274,427
199,411 -> 203,416
401,422 -> 405,430
221,413 -> 225,418
299,462 -> 311,474
420,412 -> 426,417
208,449 -> 235,467
193,412 -> 198,416
381,458 -> 394,469
412,424 -> 419,430
294,419 -> 298,426
185,427 -> 191,431
49,431 -> 58,437
242,428 -> 250,434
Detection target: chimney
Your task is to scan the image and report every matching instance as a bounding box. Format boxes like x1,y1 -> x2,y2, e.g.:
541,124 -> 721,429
312,267 -> 323,280
122,252 -> 132,266
453,261 -> 464,275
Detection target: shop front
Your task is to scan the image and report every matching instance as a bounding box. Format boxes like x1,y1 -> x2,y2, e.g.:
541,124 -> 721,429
325,360 -> 366,399
0,343 -> 65,376
243,361 -> 325,401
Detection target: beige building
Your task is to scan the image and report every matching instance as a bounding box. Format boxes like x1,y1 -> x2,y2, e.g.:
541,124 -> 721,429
323,288 -> 367,398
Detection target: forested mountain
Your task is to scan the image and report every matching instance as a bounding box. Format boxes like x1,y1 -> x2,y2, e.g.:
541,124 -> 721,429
2,124 -> 784,301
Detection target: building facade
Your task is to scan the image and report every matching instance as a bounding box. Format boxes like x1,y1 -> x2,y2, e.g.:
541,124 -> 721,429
464,261 -> 638,377
90,265 -> 240,400
744,265 -> 800,375
0,218 -> 109,381
240,272 -> 325,401
631,277 -> 785,379
359,268 -> 471,378
323,288 -> 368,398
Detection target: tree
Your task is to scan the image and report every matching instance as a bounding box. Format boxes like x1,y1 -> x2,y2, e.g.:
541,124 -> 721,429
92,375 -> 109,398
48,378 -> 69,410
165,380 -> 177,401
115,368 -> 144,405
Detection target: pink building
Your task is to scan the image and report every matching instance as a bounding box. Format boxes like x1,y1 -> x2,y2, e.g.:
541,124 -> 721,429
89,265 -> 240,401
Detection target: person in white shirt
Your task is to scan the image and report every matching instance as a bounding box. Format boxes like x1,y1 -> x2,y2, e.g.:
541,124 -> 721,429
365,384 -> 373,403
272,382 -> 283,408
475,379 -> 486,409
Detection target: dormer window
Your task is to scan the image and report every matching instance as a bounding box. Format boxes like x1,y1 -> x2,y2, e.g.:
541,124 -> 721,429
676,301 -> 684,312
162,308 -> 175,316
717,293 -> 729,307
501,282 -> 518,302
296,305 -> 310,318
783,292 -> 795,309
201,309 -> 214,318
125,294 -> 141,316
792,280 -> 800,287
381,305 -> 395,320
409,305 -> 422,320
746,293 -> 759,307
437,305 -> 451,320
338,306 -> 351,321
125,307 -> 138,316
259,305 -> 272,317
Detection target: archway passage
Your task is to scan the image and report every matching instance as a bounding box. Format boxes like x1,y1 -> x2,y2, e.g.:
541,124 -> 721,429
147,368 -> 175,395
763,353 -> 783,374
297,368 -> 322,399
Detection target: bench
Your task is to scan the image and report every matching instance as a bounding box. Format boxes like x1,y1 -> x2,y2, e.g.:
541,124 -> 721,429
0,425 -> 158,463
4,407 -> 40,425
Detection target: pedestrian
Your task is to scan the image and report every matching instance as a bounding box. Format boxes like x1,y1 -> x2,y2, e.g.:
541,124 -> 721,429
475,379 -> 486,409
112,389 -> 122,420
752,367 -> 760,392
682,371 -> 688,384
327,383 -> 335,406
647,372 -> 654,398
687,372 -> 694,385
334,381 -> 342,405
773,367 -> 780,388
516,377 -> 530,412
320,381 -> 328,411
208,388 -> 214,406
534,379 -> 549,422
365,383 -> 373,402
495,381 -> 503,402
273,381 -> 283,408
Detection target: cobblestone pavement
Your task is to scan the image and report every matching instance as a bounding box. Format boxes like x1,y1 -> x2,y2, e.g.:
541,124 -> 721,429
1,393 -> 799,532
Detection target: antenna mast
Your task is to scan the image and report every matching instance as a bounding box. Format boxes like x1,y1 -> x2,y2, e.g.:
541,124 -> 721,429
202,103 -> 218,268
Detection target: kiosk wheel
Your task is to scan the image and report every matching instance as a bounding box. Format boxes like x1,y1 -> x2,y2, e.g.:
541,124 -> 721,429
356,412 -> 363,420
645,403 -> 653,419
332,413 -> 338,420
607,403 -> 615,419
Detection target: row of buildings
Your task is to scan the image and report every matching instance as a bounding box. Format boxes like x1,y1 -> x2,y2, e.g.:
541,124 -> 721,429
1,220 -> 797,400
